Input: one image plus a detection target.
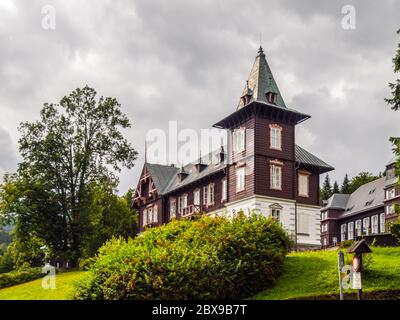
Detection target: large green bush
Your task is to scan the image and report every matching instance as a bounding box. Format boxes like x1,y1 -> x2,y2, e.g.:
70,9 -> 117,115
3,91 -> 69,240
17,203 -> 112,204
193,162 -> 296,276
74,213 -> 292,300
0,267 -> 42,289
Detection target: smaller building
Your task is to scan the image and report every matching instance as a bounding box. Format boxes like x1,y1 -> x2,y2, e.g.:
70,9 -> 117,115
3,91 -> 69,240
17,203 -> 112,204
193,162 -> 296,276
321,161 -> 399,247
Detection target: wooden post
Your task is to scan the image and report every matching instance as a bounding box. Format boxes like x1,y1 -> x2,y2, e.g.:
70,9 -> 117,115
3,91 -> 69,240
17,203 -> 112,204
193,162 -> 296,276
357,254 -> 363,300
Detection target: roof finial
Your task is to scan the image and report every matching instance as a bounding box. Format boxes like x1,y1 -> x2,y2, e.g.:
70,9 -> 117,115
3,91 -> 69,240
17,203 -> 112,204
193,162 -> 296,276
258,45 -> 264,55
144,140 -> 147,163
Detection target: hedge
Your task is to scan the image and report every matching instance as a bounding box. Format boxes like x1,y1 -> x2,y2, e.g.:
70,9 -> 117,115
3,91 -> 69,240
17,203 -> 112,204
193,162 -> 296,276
0,267 -> 42,289
74,213 -> 292,300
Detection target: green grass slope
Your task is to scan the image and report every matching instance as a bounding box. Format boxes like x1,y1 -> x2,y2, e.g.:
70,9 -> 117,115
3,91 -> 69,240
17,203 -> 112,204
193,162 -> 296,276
0,271 -> 86,300
253,247 -> 400,300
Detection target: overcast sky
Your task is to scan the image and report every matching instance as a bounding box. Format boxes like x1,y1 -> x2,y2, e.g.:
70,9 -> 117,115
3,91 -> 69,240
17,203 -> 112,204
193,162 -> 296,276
0,0 -> 399,193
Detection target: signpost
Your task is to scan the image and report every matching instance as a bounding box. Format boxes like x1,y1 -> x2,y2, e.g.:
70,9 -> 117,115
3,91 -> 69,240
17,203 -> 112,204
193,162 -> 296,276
347,240 -> 372,300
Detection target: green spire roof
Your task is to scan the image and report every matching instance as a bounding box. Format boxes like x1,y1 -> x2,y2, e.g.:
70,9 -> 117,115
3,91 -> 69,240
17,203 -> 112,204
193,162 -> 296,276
237,46 -> 286,109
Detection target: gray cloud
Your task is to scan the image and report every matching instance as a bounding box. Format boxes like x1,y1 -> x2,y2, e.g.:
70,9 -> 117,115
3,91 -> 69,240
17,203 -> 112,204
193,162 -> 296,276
0,0 -> 399,192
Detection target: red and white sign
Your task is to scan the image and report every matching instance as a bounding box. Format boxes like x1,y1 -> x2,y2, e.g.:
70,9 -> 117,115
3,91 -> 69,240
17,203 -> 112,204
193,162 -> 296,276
352,256 -> 360,272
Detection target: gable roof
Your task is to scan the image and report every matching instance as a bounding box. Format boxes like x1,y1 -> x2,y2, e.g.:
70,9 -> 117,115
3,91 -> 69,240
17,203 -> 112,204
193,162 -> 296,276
323,177 -> 386,217
295,145 -> 334,173
238,47 -> 286,109
145,163 -> 179,194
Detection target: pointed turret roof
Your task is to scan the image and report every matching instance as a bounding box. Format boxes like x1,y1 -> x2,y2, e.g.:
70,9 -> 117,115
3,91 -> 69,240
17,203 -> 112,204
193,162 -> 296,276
237,46 -> 286,109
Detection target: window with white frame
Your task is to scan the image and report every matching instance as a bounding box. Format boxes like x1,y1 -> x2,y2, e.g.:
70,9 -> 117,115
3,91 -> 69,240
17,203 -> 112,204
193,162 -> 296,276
355,219 -> 362,237
178,194 -> 188,214
363,217 -> 370,235
233,128 -> 245,152
298,173 -> 309,197
371,215 -> 379,234
386,188 -> 396,199
270,125 -> 282,150
333,237 -> 338,246
153,205 -> 158,223
322,223 -> 328,232
348,222 -> 354,240
203,186 -> 208,205
143,208 -> 148,226
297,212 -> 309,235
386,204 -> 395,215
322,238 -> 327,246
271,208 -> 280,221
221,179 -> 227,202
270,165 -> 282,190
236,167 -> 245,192
380,213 -> 385,233
207,183 -> 214,206
340,224 -> 346,242
169,198 -> 176,219
147,206 -> 153,224
193,189 -> 200,206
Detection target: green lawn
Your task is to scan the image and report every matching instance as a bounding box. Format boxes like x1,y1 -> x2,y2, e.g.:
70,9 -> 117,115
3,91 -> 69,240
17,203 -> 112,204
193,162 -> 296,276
0,271 -> 86,300
253,247 -> 400,300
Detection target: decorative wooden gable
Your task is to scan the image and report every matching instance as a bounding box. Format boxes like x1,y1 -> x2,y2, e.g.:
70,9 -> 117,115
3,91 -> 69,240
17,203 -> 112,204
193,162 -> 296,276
133,164 -> 158,207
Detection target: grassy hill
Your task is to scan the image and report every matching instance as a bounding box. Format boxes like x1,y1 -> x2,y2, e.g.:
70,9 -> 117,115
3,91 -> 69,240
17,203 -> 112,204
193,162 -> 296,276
253,246 -> 400,300
0,271 -> 86,300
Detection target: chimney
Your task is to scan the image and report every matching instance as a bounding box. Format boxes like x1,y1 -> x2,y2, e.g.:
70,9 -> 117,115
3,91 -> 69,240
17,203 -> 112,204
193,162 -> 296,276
177,165 -> 189,181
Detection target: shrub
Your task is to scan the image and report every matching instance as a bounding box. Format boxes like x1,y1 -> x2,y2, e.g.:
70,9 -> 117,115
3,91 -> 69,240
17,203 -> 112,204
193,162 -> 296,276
0,267 -> 42,289
339,240 -> 355,249
74,213 -> 292,300
78,257 -> 97,271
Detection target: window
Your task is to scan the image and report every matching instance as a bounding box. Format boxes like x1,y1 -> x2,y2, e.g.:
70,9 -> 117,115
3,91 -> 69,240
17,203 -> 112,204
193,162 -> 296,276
271,209 -> 280,221
355,220 -> 362,237
147,206 -> 153,224
321,212 -> 328,220
221,180 -> 227,202
270,165 -> 282,190
363,217 -> 370,235
321,223 -> 328,232
322,238 -> 327,246
386,188 -> 396,199
169,198 -> 176,219
340,224 -> 346,242
193,189 -> 200,206
236,167 -> 245,192
371,215 -> 379,234
203,186 -> 208,205
178,194 -> 188,214
332,237 -> 338,246
386,204 -> 395,215
270,125 -> 282,150
208,183 -> 215,206
153,205 -> 158,223
380,213 -> 385,233
348,222 -> 354,240
143,208 -> 148,226
297,212 -> 309,235
298,173 -> 309,197
233,128 -> 245,152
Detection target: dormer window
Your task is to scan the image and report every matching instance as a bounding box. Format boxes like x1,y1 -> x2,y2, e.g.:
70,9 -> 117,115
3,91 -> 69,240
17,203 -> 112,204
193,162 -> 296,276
266,91 -> 277,104
269,124 -> 282,150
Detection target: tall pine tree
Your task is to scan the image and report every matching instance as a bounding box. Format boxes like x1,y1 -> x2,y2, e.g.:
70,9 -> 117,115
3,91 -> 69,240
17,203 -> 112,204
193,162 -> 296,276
332,181 -> 340,194
320,174 -> 332,201
341,174 -> 351,194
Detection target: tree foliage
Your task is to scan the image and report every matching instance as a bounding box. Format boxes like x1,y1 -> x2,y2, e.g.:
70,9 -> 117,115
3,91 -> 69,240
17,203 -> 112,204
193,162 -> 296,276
340,173 -> 351,194
0,86 -> 138,266
320,174 -> 332,201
